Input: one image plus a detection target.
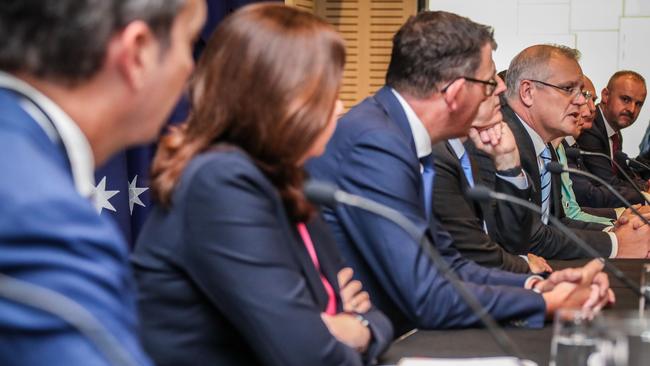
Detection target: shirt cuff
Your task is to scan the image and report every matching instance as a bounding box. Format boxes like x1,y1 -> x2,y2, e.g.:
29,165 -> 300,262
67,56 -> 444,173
496,172 -> 529,190
614,207 -> 626,218
519,254 -> 529,263
524,275 -> 544,291
606,231 -> 618,258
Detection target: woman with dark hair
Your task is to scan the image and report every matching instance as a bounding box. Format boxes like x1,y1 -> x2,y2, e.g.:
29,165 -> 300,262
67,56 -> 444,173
131,4 -> 392,366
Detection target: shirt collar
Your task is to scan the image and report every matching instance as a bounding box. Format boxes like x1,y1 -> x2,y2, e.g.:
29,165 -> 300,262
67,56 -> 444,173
390,88 -> 432,159
565,136 -> 576,146
517,112 -> 547,157
0,71 -> 95,197
448,138 -> 466,159
598,106 -> 617,138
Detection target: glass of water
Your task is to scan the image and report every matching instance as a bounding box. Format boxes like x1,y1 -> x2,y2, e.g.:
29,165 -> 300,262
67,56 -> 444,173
602,311 -> 650,366
550,309 -> 628,366
640,264 -> 650,313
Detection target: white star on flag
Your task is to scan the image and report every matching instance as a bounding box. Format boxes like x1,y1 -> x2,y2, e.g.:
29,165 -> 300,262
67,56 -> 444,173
128,175 -> 149,214
92,176 -> 119,214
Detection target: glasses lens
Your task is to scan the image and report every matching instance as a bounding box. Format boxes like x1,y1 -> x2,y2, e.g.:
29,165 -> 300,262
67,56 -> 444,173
581,90 -> 592,99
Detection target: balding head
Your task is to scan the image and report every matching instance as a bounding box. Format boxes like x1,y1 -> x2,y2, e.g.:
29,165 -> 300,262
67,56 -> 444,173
601,70 -> 647,130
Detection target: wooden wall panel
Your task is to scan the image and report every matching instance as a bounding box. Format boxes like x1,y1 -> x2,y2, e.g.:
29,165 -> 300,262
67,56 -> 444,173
287,0 -> 416,109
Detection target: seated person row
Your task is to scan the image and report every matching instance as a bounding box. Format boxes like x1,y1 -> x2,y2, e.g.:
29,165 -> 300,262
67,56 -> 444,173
557,75 -> 650,225
431,46 -> 649,266
497,45 -> 650,259
132,5 -> 392,366
307,11 -> 613,337
575,70 -> 650,205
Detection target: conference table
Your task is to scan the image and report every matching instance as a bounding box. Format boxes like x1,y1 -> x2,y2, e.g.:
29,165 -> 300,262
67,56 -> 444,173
380,259 -> 649,365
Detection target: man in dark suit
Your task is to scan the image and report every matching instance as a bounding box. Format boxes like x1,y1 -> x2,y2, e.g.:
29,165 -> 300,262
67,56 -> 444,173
308,11 -> 613,336
0,1 -> 206,365
431,78 -> 551,274
502,44 -> 649,259
565,76 -> 642,213
576,70 -> 649,200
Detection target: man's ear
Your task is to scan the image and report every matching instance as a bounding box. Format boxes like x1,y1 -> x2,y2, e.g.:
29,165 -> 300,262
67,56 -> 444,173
109,21 -> 158,91
519,80 -> 535,107
601,87 -> 610,105
443,78 -> 465,111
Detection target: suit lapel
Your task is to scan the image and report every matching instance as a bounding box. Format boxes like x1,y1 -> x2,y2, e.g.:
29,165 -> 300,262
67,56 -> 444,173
502,104 -> 541,203
548,144 -> 564,218
286,220 -> 330,311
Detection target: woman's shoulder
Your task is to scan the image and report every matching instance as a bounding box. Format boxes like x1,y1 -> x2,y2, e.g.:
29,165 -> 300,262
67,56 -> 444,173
174,147 -> 276,203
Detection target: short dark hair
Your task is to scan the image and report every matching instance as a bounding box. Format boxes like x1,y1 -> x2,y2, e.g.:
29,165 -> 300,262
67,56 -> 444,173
385,11 -> 496,98
606,70 -> 646,89
0,0 -> 186,84
506,44 -> 581,99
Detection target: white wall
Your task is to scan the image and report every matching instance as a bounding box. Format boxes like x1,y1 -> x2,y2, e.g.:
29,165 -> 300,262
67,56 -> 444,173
429,0 -> 650,156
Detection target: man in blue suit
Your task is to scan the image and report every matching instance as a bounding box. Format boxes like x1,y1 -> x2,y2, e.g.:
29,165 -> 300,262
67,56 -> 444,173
307,11 -> 613,336
0,1 -> 206,365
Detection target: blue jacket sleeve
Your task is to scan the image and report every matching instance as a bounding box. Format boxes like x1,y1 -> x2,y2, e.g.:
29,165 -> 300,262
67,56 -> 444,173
0,133 -> 151,366
329,130 -> 546,329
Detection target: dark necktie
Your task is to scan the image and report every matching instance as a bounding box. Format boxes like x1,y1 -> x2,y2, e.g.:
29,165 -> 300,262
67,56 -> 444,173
611,132 -> 621,175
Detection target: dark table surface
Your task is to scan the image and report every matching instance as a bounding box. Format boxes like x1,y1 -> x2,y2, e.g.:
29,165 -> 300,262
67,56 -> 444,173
379,259 -> 649,365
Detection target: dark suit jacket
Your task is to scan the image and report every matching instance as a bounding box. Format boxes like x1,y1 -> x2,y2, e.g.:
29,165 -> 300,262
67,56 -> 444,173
132,149 -> 392,366
561,140 -> 618,218
307,87 -> 546,336
576,107 -> 648,200
431,140 -> 530,273
0,89 -> 151,365
502,104 -> 612,259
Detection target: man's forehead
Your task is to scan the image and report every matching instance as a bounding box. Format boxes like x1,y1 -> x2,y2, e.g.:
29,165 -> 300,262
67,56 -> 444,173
612,77 -> 646,94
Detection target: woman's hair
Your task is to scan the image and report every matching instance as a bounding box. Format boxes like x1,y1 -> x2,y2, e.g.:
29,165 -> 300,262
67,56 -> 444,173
151,3 -> 345,221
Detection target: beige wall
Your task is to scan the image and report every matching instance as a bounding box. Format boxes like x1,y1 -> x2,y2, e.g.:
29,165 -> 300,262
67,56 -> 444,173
429,0 -> 650,156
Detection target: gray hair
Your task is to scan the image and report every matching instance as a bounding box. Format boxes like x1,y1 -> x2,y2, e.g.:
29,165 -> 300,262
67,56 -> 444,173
0,0 -> 186,84
505,44 -> 581,100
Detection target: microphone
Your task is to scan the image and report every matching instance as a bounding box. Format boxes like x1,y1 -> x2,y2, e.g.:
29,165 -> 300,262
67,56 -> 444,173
615,151 -> 650,173
545,160 -> 650,223
0,273 -> 137,366
466,185 -> 650,304
566,148 -> 648,204
304,180 -> 527,363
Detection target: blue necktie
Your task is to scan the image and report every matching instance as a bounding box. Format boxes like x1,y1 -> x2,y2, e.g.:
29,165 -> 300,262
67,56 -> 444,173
420,154 -> 435,219
540,146 -> 552,224
460,152 -> 475,188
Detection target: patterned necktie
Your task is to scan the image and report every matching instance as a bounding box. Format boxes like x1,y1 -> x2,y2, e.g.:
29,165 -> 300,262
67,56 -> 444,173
420,153 -> 435,219
540,146 -> 552,224
460,151 -> 475,188
611,132 -> 621,175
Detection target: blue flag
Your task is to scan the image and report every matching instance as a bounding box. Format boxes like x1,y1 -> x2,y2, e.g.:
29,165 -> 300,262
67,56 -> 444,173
94,0 -> 278,246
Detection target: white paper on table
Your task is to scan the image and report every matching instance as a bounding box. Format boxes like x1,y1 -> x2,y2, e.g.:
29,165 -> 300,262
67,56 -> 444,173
396,357 -> 537,366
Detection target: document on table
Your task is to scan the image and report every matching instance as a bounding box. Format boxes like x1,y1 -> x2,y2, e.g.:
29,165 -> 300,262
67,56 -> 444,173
396,357 -> 537,366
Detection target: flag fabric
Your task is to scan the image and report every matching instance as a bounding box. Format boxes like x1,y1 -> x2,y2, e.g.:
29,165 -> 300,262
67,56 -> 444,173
94,0 -> 278,246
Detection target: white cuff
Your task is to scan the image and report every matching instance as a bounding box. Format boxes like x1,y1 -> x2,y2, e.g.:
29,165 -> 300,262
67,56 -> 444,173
524,275 -> 544,291
606,232 -> 618,258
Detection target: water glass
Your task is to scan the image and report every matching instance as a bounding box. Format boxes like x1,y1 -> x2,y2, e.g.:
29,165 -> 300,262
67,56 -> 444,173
550,309 -> 628,366
639,264 -> 650,313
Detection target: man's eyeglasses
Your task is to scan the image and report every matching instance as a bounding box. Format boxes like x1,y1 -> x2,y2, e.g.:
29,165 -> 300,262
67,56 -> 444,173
441,76 -> 498,96
527,79 -> 590,100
